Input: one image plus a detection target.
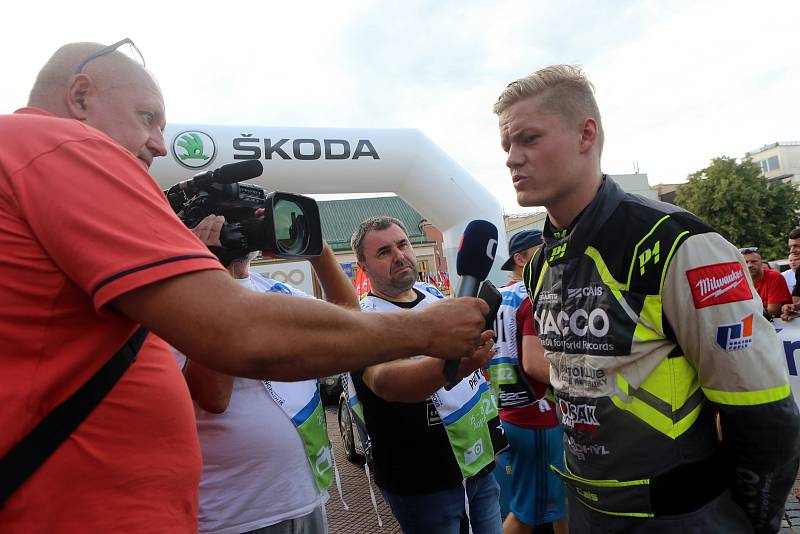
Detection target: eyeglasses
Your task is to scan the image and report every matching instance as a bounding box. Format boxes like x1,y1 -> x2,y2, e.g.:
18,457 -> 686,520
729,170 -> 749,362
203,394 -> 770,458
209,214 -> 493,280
74,38 -> 145,75
738,247 -> 759,254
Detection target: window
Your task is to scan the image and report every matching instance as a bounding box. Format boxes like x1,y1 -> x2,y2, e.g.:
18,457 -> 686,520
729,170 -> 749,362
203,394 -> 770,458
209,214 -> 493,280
767,155 -> 780,172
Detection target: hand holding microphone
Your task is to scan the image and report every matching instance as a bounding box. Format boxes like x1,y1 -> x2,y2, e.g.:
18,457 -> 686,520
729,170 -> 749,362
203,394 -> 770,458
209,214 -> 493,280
442,220 -> 499,389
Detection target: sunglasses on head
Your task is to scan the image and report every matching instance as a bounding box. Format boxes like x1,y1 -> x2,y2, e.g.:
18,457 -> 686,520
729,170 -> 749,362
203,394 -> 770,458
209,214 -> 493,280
738,247 -> 759,254
73,38 -> 145,75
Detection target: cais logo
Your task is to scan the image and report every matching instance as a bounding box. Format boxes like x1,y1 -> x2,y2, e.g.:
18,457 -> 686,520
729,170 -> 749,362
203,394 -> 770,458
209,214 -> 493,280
567,286 -> 604,299
716,314 -> 753,351
172,130 -> 216,169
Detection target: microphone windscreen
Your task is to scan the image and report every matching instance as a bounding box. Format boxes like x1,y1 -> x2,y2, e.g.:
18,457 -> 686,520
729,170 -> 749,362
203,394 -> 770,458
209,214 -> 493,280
456,220 -> 498,280
211,160 -> 264,184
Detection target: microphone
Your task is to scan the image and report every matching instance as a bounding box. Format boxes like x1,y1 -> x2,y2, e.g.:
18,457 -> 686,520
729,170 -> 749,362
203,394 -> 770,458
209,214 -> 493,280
443,220 -> 498,389
179,160 -> 264,193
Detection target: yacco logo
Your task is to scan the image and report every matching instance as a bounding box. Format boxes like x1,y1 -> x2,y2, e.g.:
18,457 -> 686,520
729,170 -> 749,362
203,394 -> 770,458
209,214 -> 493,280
172,131 -> 216,169
715,314 -> 754,351
536,308 -> 610,338
558,400 -> 600,432
686,262 -> 752,309
567,286 -> 604,299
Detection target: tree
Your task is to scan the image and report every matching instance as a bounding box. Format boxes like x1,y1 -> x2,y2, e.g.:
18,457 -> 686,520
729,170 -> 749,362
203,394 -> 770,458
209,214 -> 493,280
674,156 -> 800,260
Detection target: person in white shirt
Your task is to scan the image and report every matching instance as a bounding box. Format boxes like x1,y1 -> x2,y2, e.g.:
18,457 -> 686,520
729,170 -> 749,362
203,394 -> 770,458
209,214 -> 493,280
782,253 -> 799,293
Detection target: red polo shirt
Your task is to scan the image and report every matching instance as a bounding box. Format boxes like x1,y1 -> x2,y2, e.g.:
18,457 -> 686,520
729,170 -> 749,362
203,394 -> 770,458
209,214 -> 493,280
753,268 -> 791,309
0,108 -> 224,532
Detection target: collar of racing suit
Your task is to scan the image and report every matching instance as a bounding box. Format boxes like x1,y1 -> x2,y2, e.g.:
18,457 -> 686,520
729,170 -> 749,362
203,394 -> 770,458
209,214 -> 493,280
542,174 -> 624,265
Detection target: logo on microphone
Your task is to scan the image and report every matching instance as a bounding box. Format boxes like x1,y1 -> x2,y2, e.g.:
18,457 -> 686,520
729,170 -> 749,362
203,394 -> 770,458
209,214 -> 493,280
486,238 -> 498,260
172,130 -> 216,170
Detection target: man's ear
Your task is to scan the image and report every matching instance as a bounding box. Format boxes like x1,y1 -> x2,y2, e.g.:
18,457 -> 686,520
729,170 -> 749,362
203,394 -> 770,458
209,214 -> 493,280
357,261 -> 368,276
65,74 -> 93,119
578,117 -> 599,154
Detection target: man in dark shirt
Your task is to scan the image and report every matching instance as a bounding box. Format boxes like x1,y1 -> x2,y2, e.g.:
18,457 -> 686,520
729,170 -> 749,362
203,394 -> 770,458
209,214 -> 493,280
349,216 -> 503,534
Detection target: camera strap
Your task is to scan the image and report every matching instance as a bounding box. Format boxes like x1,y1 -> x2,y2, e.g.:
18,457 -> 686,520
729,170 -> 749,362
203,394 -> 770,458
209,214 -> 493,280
0,326 -> 148,507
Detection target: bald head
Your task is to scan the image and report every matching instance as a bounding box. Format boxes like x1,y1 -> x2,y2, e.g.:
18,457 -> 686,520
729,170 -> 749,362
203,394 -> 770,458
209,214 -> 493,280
27,41 -> 167,169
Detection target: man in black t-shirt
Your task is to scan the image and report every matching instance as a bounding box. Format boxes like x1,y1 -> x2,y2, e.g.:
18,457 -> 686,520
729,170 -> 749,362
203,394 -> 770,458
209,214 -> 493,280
349,216 -> 502,534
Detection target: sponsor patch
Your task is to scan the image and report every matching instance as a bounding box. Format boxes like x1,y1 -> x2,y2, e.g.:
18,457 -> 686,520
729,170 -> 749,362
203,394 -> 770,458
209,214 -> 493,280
715,314 -> 754,351
686,262 -> 752,309
558,399 -> 600,432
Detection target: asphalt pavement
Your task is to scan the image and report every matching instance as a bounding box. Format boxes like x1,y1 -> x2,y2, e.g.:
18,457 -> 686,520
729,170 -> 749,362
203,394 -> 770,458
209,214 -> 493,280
325,407 -> 401,533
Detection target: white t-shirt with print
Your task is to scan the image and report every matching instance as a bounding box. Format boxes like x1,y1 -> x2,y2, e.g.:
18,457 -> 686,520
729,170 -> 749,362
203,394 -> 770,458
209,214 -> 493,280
175,273 -> 327,534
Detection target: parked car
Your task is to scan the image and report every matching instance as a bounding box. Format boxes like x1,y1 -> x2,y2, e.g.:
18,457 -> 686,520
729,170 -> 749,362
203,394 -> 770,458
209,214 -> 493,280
337,388 -> 365,463
320,374 -> 343,406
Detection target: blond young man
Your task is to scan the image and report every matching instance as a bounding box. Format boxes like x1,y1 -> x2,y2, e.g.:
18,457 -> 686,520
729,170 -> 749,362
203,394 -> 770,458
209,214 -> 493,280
494,65 -> 799,533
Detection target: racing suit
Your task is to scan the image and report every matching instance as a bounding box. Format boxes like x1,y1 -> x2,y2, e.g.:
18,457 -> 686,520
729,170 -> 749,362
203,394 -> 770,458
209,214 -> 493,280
523,176 -> 800,533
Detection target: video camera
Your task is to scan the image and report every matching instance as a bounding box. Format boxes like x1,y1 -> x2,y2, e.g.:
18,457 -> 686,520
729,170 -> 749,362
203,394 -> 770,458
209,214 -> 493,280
164,160 -> 323,264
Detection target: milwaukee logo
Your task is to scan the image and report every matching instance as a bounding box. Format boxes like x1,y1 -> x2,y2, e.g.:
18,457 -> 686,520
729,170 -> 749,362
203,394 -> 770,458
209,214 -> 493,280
686,262 -> 752,309
696,269 -> 744,301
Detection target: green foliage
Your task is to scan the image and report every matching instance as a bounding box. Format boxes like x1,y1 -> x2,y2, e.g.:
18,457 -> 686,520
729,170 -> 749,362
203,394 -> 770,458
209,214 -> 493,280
674,157 -> 800,260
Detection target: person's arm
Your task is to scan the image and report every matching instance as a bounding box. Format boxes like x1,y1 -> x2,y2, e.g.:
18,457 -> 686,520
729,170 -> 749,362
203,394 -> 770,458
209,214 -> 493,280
308,242 -> 360,309
663,232 -> 800,533
362,331 -> 494,402
113,271 -> 489,382
521,335 -> 550,384
516,296 -> 551,384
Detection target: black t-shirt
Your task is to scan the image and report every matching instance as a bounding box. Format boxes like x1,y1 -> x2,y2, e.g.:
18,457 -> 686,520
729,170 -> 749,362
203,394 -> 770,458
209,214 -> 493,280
352,290 -> 493,495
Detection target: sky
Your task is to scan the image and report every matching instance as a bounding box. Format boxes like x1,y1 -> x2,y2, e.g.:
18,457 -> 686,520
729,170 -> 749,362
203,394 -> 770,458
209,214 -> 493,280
3,0 -> 798,214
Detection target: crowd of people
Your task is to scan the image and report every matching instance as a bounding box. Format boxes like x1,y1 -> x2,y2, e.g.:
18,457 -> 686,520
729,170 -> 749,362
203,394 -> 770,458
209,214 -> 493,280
1,39 -> 799,534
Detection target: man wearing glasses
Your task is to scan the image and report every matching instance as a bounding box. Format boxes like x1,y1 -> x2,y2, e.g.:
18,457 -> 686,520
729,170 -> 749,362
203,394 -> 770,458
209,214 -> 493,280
740,247 -> 791,318
0,41 -> 490,531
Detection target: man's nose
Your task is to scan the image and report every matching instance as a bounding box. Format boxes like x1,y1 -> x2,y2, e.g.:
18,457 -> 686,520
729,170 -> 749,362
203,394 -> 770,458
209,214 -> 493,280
506,145 -> 523,169
149,129 -> 167,157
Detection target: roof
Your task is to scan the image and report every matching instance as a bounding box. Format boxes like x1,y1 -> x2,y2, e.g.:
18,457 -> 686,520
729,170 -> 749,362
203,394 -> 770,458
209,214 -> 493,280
317,196 -> 429,252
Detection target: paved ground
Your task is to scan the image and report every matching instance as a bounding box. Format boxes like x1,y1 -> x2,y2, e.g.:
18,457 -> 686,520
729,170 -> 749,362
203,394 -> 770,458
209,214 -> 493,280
325,406 -> 401,533
326,405 -> 800,533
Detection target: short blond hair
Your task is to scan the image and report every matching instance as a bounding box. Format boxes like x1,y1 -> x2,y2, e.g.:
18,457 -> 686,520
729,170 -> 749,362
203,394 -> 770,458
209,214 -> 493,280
494,65 -> 604,153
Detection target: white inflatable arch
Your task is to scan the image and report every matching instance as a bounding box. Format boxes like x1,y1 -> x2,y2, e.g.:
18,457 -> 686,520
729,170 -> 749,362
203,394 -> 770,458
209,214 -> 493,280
150,124 -> 508,286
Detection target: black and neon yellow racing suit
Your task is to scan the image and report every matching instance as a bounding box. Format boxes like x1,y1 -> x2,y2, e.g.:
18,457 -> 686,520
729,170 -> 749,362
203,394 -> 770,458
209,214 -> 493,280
523,176 -> 800,533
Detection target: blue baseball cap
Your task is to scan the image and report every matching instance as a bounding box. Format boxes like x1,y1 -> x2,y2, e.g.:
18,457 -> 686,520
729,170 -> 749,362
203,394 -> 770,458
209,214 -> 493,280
501,230 -> 543,271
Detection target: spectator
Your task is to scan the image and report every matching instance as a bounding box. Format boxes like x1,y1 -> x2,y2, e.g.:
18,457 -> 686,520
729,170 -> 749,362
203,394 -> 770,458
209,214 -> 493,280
348,216 -> 503,534
176,219 -> 356,534
782,253 -> 800,293
740,247 -> 791,317
486,230 -> 567,534
0,40 -> 488,531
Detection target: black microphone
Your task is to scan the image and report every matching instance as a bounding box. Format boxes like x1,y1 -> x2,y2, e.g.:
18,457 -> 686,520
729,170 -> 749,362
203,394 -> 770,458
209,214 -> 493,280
443,220 -> 498,390
180,160 -> 264,193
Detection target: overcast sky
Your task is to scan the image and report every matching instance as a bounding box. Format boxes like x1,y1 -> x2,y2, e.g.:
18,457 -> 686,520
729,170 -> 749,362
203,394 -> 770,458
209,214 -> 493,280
3,0 -> 797,213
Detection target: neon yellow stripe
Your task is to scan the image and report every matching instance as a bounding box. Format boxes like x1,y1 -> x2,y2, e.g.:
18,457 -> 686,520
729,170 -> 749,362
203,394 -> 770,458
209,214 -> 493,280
534,261 -> 548,298
627,215 -> 671,286
660,230 -> 689,291
576,499 -> 655,518
703,384 -> 791,406
551,464 -> 649,488
584,247 -> 626,291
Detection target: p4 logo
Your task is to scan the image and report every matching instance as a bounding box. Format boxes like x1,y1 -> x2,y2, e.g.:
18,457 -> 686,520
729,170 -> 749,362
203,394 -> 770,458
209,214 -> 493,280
715,314 -> 753,351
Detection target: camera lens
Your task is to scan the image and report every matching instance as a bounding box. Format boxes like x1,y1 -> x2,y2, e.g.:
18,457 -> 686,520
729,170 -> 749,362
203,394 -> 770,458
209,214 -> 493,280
273,199 -> 307,254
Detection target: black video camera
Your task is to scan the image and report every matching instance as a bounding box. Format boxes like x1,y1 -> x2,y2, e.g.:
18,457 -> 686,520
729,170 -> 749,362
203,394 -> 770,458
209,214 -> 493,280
165,160 -> 323,264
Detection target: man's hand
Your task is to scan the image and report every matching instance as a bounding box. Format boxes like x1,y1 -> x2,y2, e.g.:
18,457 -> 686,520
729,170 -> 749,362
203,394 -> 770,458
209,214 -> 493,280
782,303 -> 799,321
191,214 -> 224,246
456,331 -> 495,379
418,297 -> 490,360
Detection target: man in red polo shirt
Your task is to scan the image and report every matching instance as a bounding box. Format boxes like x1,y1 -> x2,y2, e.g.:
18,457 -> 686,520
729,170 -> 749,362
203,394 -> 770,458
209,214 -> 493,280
0,40 -> 489,532
741,248 -> 791,317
